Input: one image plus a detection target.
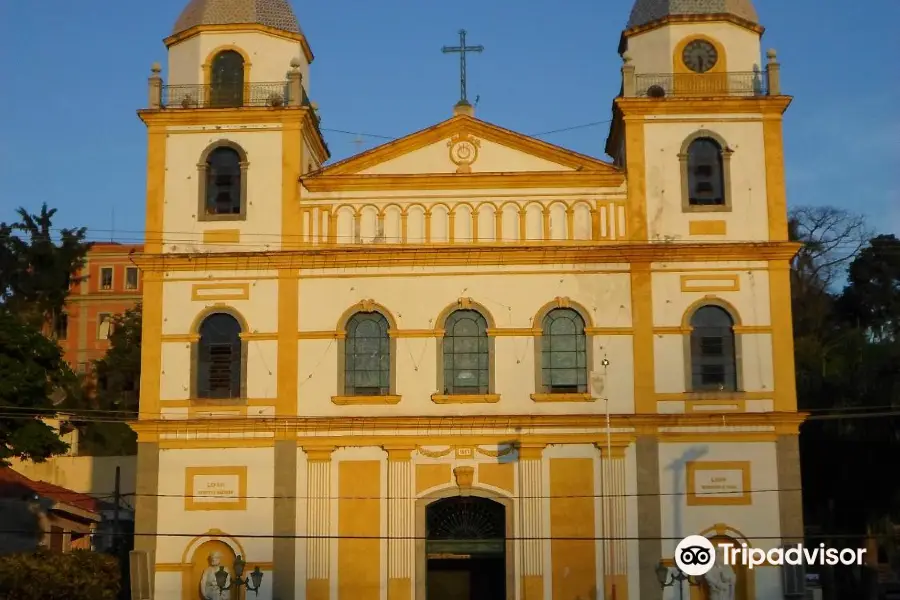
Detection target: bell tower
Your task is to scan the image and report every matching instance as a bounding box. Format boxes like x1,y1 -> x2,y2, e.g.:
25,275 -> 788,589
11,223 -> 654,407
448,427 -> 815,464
606,0 -> 790,244
140,0 -> 329,256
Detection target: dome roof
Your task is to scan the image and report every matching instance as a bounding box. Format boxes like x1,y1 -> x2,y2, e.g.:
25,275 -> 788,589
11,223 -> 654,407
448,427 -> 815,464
627,0 -> 759,29
173,0 -> 302,36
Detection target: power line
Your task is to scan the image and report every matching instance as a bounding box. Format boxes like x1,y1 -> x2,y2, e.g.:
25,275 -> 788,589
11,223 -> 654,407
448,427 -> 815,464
0,530 -> 877,542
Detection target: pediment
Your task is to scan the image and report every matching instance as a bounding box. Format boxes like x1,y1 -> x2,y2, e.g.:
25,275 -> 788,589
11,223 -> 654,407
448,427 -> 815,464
306,114 -> 622,180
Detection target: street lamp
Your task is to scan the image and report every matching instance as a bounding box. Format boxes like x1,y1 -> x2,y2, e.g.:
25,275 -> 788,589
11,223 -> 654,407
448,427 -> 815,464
655,561 -> 701,600
215,555 -> 264,596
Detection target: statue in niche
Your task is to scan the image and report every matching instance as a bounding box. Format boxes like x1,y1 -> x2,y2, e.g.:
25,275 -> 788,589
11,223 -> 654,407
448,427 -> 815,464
199,551 -> 230,600
703,545 -> 736,600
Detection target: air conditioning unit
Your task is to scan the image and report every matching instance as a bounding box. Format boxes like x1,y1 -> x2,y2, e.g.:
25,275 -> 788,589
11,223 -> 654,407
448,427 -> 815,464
782,559 -> 807,597
129,550 -> 153,600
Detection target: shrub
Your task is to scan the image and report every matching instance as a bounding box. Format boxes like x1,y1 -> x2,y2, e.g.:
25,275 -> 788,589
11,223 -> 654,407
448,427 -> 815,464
0,550 -> 120,600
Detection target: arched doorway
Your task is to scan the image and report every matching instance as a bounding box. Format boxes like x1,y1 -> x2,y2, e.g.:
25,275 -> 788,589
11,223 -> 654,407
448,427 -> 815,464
424,496 -> 507,600
209,50 -> 244,107
189,539 -> 237,600
690,536 -> 752,600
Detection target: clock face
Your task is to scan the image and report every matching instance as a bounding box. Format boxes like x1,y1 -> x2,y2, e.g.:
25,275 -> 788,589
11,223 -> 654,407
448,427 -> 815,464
682,40 -> 719,73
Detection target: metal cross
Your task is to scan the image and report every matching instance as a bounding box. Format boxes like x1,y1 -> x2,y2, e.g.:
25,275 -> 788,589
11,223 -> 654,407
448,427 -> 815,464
442,29 -> 483,103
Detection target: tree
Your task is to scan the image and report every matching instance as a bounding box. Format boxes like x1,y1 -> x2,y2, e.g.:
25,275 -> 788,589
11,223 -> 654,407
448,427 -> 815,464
840,234 -> 900,343
0,205 -> 91,465
0,204 -> 92,330
77,306 -> 142,456
0,309 -> 72,466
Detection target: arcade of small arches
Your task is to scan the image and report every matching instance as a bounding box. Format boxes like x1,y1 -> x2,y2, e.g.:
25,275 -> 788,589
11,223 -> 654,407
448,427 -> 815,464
191,127 -> 734,244
188,297 -> 742,401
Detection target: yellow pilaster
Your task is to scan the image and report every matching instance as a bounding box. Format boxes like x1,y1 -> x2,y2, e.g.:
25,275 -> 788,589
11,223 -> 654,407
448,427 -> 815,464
763,114 -> 789,241
769,260 -> 797,411
278,116 -> 302,419
624,116 -> 647,240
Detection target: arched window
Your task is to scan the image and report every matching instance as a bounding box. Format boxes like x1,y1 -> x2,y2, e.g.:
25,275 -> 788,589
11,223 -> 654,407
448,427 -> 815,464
196,313 -> 243,399
687,138 -> 726,206
209,50 -> 244,108
442,310 -> 489,395
689,305 -> 737,391
540,308 -> 587,394
345,312 -> 390,396
205,147 -> 242,216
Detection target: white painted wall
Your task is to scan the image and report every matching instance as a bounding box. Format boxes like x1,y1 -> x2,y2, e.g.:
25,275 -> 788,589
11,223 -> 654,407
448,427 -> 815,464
168,31 -> 309,89
625,22 -> 763,74
162,127 -> 285,253
643,118 -> 770,242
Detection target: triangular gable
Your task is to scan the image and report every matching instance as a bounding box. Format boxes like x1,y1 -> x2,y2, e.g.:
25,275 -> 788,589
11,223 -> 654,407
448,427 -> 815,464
310,114 -> 621,177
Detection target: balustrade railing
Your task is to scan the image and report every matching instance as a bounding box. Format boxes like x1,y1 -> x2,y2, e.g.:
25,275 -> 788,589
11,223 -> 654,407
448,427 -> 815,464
634,71 -> 768,98
161,82 -> 291,108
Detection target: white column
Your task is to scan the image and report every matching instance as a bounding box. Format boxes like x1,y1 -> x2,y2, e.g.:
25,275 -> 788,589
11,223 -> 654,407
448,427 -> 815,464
305,447 -> 333,598
519,444 -> 545,600
599,444 -> 628,599
386,447 -> 414,600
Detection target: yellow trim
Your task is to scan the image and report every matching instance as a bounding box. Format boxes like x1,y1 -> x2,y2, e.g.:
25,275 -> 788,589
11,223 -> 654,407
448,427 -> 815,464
165,23 -> 314,64
769,260 -> 797,411
160,438 -> 275,449
550,458 -> 597,600
530,393 -> 593,403
297,330 -> 342,340
315,114 -> 620,176
431,394 -> 500,404
686,461 -> 752,506
201,229 -> 241,244
133,242 -> 800,272
190,282 -> 250,301
631,263 -> 655,413
201,45 -> 251,94
659,432 -> 777,443
732,325 -> 772,334
331,395 -> 402,406
157,561 -> 273,572
624,117 -> 647,240
656,391 -> 769,401
160,398 -> 275,408
184,466 -> 248,511
764,115 -> 790,241
139,274 -> 164,420
277,115 -> 303,422
680,274 -> 740,293
241,332 -> 279,341
161,334 -> 200,343
685,400 -> 746,413
688,219 -> 727,236
615,96 -> 792,117
302,171 -> 624,192
585,327 -> 634,336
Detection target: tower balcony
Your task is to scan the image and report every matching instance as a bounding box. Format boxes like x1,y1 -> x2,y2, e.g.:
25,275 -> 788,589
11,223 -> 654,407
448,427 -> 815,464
620,49 -> 784,98
144,61 -> 316,119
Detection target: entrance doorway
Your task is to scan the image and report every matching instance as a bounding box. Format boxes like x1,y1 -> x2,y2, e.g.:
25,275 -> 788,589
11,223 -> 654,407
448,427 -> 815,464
425,497 -> 506,600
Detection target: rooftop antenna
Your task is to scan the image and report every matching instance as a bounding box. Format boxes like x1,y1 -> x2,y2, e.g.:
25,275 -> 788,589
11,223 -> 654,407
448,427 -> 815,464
110,208 -> 115,242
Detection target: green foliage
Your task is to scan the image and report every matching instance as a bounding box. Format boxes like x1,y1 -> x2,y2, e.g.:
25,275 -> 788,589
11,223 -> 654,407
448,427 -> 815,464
0,550 -> 120,600
0,309 -> 71,466
75,305 -> 142,456
0,204 -> 92,330
0,205 -> 91,466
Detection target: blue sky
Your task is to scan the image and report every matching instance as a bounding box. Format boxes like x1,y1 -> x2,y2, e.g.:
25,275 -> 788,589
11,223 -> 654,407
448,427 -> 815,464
0,0 -> 897,241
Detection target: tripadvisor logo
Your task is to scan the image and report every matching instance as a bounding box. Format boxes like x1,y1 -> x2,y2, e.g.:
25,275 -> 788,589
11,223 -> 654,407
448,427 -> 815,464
675,535 -> 867,576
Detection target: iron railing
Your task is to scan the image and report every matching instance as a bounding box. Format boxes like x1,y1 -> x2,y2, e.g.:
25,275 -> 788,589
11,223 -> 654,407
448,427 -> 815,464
634,71 -> 768,98
161,82 -> 292,108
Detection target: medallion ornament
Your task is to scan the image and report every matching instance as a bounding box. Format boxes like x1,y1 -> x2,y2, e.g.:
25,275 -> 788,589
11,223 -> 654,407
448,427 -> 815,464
448,133 -> 481,173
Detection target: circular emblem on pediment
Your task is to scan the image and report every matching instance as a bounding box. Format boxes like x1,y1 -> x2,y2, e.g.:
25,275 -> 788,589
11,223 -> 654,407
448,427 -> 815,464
448,134 -> 481,173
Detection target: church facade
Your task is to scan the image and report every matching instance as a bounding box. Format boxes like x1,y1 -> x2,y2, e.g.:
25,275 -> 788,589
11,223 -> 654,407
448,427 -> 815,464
131,1 -> 804,599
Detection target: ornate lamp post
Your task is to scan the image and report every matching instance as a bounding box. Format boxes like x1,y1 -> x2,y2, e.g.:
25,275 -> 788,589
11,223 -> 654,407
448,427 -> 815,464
655,561 -> 701,600
215,555 -> 264,597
